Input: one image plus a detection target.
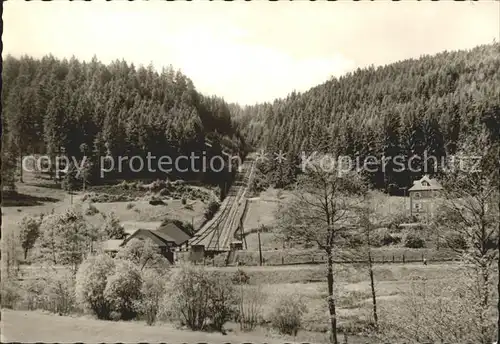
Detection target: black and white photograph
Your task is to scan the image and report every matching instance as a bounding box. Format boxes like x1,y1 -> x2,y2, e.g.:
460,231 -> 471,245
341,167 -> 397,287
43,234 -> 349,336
1,1 -> 499,343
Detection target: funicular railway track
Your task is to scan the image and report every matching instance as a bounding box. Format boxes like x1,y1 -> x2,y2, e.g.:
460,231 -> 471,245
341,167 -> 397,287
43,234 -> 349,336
188,155 -> 255,252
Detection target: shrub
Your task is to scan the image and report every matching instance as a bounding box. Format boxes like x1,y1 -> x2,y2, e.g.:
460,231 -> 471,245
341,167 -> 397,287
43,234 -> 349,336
119,180 -> 130,190
159,188 -> 170,197
181,198 -> 187,205
126,203 -> 135,210
404,233 -> 425,248
444,232 -> 468,250
1,278 -> 21,309
270,294 -> 307,336
34,268 -> 76,315
42,269 -> 75,314
75,254 -> 115,319
161,264 -> 212,330
161,264 -> 236,332
388,214 -> 419,229
104,259 -> 143,320
204,201 -> 220,221
379,272 -> 495,343
135,269 -> 166,325
248,171 -> 269,196
149,196 -> 165,206
380,231 -> 402,246
232,269 -> 250,285
82,192 -> 133,203
85,203 -> 100,216
21,277 -> 45,311
150,179 -> 167,192
208,272 -> 236,332
236,285 -> 266,331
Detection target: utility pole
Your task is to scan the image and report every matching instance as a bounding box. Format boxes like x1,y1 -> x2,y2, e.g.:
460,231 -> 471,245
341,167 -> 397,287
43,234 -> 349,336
258,224 -> 263,266
216,224 -> 220,251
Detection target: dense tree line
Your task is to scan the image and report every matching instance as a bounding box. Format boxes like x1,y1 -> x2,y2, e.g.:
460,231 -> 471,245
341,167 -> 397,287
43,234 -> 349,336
233,43 -> 500,192
2,55 -> 247,190
2,44 -> 498,193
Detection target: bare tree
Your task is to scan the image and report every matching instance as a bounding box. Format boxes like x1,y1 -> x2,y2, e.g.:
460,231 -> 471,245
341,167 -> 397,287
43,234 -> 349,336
344,191 -> 401,331
435,165 -> 498,343
354,194 -> 383,330
478,103 -> 500,344
278,158 -> 366,343
2,230 -> 23,278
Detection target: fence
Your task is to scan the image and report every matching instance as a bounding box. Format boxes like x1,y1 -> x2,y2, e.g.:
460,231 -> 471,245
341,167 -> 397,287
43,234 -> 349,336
184,248 -> 458,267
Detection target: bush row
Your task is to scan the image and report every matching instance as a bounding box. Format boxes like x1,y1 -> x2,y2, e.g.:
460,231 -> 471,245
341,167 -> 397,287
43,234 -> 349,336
2,263 -> 308,337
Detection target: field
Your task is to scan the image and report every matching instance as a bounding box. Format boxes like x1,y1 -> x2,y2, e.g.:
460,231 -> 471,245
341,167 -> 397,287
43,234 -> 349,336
1,173 -> 491,343
4,262 -> 468,343
239,188 -> 455,266
1,172 -> 209,240
0,310 -> 297,343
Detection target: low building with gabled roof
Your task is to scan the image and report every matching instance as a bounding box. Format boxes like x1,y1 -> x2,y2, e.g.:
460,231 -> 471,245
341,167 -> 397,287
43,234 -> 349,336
102,220 -> 192,263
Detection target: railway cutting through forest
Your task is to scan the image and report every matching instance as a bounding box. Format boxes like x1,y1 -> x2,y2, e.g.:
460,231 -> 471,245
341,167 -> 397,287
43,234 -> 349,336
188,153 -> 256,253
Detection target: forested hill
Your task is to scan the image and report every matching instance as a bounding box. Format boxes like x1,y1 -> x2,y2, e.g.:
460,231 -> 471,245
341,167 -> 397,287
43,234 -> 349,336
233,43 -> 500,191
2,55 -> 247,186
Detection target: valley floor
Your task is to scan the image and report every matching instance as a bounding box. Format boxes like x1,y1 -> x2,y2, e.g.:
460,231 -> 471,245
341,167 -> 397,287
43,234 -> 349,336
0,310 -> 298,343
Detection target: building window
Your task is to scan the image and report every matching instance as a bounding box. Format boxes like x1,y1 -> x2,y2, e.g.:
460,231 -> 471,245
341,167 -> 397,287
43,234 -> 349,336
414,203 -> 422,210
422,181 -> 430,187
414,192 -> 421,198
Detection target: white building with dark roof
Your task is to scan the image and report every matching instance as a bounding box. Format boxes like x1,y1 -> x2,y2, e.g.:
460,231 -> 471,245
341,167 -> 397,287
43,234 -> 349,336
408,175 -> 443,218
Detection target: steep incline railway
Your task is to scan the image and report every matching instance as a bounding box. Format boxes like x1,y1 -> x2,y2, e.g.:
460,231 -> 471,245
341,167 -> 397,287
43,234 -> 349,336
188,155 -> 255,252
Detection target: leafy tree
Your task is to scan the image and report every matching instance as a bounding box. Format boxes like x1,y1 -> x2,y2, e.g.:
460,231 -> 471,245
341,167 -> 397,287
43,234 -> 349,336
19,215 -> 42,259
116,238 -> 169,271
101,212 -> 126,239
38,208 -> 97,271
204,201 -> 220,221
1,147 -> 18,193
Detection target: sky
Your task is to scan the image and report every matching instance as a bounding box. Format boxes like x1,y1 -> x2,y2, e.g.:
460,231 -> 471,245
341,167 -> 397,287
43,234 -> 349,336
3,1 -> 499,105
